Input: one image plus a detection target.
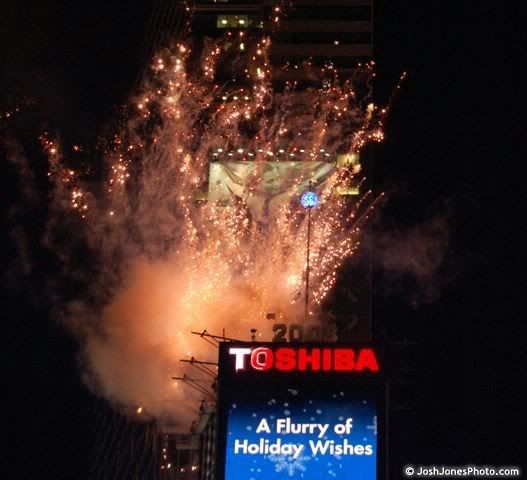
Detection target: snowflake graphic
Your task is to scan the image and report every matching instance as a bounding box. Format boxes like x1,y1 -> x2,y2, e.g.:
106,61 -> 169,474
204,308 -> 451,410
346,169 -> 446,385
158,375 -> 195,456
268,454 -> 311,477
366,415 -> 377,435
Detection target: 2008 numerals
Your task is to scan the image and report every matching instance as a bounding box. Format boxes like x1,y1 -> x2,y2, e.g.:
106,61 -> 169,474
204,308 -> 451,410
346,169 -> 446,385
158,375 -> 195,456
272,323 -> 337,343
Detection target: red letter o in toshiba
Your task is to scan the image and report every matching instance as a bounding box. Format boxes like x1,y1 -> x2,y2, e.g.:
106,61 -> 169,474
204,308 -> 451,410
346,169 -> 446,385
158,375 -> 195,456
250,347 -> 273,371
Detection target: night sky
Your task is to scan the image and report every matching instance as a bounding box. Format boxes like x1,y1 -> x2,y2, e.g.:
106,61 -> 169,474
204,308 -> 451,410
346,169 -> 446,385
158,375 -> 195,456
1,1 -> 520,479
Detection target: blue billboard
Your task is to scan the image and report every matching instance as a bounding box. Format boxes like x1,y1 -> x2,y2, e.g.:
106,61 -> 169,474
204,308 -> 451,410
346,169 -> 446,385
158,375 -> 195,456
218,343 -> 382,480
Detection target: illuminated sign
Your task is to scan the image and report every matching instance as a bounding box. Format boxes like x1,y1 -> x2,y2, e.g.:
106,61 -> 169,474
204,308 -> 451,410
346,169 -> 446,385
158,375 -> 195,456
229,346 -> 380,373
207,161 -> 334,222
272,322 -> 338,342
218,343 -> 383,480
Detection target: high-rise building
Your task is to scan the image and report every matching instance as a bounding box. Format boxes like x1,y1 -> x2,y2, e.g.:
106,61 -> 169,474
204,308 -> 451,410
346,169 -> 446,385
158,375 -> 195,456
136,6 -> 421,479
138,0 -> 373,80
139,4 -> 376,477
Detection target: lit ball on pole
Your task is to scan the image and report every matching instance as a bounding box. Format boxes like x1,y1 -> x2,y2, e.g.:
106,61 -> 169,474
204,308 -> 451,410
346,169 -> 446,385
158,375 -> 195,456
300,190 -> 319,209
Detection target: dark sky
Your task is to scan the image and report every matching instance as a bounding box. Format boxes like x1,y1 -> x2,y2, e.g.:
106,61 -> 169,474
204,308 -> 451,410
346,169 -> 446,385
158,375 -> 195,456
1,1 -> 520,479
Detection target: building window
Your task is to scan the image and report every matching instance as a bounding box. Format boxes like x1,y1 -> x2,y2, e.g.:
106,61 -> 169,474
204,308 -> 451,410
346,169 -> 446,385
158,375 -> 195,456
216,15 -> 249,28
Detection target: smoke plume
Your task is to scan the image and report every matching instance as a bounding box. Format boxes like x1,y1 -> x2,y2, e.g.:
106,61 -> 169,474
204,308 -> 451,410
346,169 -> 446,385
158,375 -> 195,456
367,214 -> 451,305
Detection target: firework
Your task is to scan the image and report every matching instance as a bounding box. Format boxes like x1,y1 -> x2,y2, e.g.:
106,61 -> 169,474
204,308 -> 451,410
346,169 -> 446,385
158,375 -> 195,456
42,29 -> 400,424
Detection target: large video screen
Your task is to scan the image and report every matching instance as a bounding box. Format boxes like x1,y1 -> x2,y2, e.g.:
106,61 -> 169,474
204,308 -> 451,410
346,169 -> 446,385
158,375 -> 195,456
218,344 -> 381,480
208,161 -> 334,222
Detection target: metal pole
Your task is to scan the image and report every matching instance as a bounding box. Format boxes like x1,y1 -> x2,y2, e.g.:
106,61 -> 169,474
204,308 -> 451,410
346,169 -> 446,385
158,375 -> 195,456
305,206 -> 311,320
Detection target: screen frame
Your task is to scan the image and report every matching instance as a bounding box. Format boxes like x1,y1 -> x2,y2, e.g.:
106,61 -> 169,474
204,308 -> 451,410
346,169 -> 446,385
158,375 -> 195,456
215,342 -> 386,480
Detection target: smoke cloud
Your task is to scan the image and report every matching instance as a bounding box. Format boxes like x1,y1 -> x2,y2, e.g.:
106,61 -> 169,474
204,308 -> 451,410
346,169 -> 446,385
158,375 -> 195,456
367,214 -> 451,305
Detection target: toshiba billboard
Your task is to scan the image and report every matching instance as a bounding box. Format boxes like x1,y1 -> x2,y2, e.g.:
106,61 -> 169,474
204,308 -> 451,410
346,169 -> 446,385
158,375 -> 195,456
228,346 -> 380,373
217,343 -> 384,480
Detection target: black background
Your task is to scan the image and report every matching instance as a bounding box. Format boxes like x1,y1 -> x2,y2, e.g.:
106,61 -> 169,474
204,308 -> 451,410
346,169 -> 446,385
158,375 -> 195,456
1,1 -> 520,479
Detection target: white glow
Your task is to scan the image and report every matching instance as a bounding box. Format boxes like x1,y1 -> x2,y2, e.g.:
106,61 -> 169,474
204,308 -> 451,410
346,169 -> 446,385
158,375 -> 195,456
229,348 -> 252,371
